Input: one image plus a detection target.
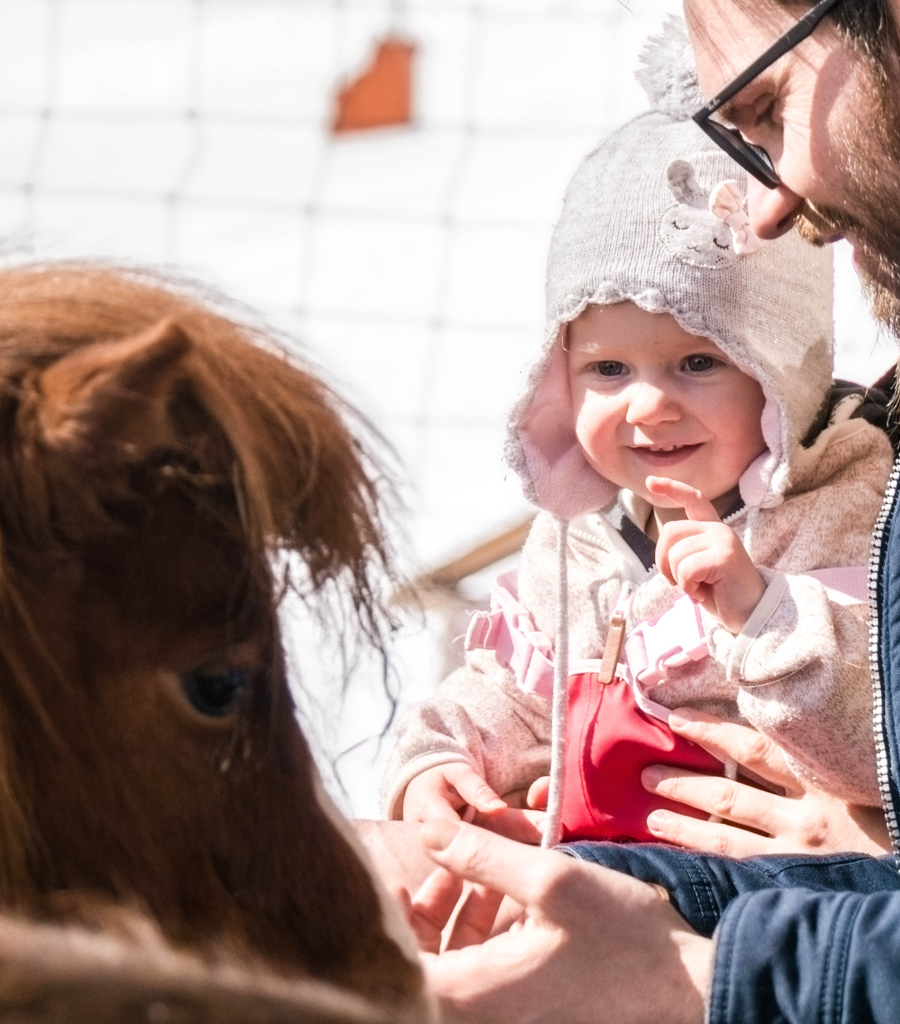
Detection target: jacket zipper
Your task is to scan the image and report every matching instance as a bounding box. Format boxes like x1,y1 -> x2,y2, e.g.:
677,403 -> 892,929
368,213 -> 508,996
869,453 -> 900,853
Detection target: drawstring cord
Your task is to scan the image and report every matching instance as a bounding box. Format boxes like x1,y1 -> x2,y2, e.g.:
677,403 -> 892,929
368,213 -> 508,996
542,516 -> 569,849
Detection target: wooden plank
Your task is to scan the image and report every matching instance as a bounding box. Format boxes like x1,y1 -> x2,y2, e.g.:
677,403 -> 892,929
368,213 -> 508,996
393,515 -> 535,606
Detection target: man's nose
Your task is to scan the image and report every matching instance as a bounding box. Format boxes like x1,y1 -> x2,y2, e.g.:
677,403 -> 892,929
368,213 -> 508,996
747,176 -> 805,240
625,384 -> 679,425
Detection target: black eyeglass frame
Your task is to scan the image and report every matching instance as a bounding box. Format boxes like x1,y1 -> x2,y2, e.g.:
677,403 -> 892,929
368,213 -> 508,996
691,0 -> 846,189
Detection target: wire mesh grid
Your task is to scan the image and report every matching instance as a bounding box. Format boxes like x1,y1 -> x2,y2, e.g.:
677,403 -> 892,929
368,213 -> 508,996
0,0 -> 891,813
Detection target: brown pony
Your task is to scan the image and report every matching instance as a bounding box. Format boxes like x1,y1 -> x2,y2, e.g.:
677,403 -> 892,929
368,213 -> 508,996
0,264 -> 430,1020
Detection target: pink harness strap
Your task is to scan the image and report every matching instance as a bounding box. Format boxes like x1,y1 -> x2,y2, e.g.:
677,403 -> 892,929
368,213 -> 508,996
806,566 -> 869,604
465,571 -> 556,698
467,566 -> 869,700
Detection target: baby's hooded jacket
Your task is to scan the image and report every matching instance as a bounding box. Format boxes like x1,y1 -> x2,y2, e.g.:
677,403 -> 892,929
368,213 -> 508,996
382,19 -> 894,823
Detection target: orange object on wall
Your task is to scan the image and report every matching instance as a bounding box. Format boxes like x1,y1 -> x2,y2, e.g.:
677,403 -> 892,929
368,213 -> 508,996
332,38 -> 415,133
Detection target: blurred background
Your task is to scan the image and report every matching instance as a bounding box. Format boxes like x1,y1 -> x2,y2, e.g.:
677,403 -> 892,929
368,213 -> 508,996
1,0 -> 893,816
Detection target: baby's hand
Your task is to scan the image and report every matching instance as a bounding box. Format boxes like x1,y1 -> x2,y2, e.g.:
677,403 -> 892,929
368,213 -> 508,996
403,766 -> 547,843
403,763 -> 507,826
647,476 -> 766,634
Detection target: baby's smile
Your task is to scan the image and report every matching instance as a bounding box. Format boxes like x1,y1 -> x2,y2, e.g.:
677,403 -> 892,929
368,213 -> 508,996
630,442 -> 703,466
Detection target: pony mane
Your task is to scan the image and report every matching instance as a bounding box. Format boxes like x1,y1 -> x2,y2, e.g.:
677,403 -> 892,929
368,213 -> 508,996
0,262 -> 396,629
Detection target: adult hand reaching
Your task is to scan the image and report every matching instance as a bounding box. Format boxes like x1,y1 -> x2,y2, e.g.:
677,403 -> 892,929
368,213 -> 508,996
642,708 -> 891,856
414,819 -> 711,1024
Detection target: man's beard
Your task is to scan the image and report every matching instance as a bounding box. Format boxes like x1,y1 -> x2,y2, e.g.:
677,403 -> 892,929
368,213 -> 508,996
793,62 -> 900,336
797,202 -> 900,335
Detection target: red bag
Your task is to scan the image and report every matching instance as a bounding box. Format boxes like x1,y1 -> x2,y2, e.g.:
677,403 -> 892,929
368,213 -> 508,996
560,671 -> 724,843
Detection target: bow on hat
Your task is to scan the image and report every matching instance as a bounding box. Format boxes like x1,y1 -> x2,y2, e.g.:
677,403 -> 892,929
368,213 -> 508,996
709,180 -> 763,255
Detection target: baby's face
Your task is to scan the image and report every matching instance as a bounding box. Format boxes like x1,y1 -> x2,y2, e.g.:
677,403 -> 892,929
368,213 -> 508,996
567,302 -> 766,516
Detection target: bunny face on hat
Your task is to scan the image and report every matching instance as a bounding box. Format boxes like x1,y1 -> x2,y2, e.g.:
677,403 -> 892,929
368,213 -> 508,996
660,160 -> 760,267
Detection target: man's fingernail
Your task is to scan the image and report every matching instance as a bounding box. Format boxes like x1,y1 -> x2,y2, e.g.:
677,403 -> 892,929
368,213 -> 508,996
420,819 -> 461,851
668,708 -> 695,728
647,810 -> 669,832
642,766 -> 663,788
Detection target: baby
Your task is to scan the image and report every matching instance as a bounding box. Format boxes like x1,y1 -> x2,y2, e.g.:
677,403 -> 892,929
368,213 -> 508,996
382,24 -> 894,854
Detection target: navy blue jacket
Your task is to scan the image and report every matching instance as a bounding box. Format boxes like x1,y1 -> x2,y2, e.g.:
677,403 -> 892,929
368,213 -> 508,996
706,455 -> 900,1023
563,438 -> 900,1021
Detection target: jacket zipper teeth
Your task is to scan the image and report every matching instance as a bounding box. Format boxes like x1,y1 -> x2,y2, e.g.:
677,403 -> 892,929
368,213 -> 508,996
869,454 -> 900,854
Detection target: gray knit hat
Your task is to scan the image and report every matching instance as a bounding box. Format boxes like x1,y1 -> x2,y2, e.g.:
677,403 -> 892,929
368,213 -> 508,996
505,17 -> 834,519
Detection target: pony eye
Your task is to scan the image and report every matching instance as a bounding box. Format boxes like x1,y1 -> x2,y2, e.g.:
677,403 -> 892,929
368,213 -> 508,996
180,667 -> 248,718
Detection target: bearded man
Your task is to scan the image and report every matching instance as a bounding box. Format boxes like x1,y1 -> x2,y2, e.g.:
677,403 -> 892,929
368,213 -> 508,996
390,3 -> 900,1022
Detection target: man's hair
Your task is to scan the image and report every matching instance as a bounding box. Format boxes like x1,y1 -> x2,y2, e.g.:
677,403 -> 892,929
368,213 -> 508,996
771,0 -> 898,66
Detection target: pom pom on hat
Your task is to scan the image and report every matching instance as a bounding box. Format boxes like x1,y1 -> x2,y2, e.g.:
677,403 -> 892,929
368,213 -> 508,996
635,15 -> 705,119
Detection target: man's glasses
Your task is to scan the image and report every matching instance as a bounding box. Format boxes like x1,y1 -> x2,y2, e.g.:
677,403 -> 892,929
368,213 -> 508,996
692,0 -> 846,189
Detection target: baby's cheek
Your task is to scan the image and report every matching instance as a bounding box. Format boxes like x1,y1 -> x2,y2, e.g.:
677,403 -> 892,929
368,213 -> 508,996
574,403 -> 612,457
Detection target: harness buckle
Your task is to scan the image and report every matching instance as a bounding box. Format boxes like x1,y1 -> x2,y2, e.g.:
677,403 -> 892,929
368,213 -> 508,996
624,595 -> 709,688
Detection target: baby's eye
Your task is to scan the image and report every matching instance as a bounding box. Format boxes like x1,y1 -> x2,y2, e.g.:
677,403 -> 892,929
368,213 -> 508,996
684,354 -> 718,373
592,361 -> 626,377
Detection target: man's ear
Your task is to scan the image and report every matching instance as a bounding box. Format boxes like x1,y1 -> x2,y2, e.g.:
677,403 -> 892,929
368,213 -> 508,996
35,318 -> 192,451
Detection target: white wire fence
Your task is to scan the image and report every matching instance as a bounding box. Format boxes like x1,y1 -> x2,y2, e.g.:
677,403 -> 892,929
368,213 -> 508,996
0,0 -> 891,814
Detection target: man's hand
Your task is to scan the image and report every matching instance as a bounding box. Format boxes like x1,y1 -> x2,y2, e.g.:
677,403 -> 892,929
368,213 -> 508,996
414,820 -> 711,1024
642,708 -> 891,856
647,476 -> 766,634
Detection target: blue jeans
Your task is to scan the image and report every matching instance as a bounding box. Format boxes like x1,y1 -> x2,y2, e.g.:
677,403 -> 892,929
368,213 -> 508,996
561,841 -> 900,936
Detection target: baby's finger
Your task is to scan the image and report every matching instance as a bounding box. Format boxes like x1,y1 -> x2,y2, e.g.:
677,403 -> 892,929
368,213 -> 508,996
444,764 -> 507,815
418,797 -> 465,825
655,524 -> 716,588
473,807 -> 545,844
646,476 -> 720,523
666,545 -> 720,596
526,776 -> 550,810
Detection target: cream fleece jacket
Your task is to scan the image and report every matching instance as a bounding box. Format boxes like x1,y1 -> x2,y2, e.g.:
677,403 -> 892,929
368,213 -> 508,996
383,412 -> 893,819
